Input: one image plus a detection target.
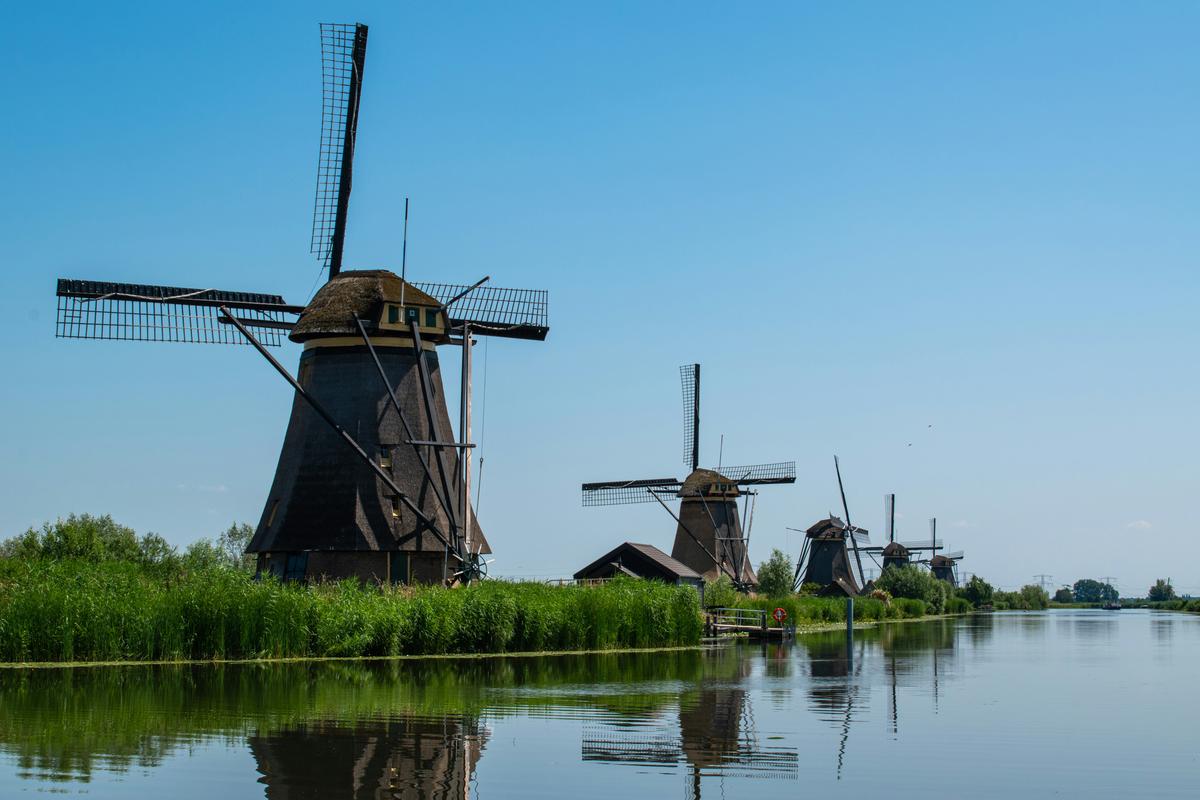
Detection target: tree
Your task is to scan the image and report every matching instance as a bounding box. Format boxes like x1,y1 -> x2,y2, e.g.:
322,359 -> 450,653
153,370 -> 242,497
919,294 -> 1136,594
1148,579 -> 1176,602
218,522 -> 256,572
1073,578 -> 1117,603
1053,587 -> 1073,603
1019,584 -> 1050,610
756,549 -> 793,597
960,575 -> 994,607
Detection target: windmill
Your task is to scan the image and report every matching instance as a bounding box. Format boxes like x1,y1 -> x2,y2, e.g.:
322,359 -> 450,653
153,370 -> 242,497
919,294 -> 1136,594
52,23 -> 549,586
581,364 -> 795,590
917,518 -> 964,586
790,457 -> 870,596
860,494 -> 944,573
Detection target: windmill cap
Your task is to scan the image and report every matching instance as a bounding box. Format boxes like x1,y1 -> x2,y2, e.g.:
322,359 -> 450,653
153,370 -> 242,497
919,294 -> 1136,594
882,541 -> 910,556
679,468 -> 739,497
290,270 -> 441,342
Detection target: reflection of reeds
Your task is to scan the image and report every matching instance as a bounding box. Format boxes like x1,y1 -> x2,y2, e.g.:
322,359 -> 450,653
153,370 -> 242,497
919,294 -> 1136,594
0,650 -> 706,780
0,560 -> 702,663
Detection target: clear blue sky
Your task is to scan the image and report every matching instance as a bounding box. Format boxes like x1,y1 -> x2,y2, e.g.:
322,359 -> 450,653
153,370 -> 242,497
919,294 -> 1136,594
1,1 -> 1196,594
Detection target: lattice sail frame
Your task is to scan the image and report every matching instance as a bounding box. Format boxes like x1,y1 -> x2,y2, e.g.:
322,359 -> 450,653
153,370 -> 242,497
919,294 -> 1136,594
55,279 -> 297,346
680,364 -> 698,469
311,23 -> 365,270
581,478 -> 683,507
716,462 -> 796,485
412,282 -> 549,338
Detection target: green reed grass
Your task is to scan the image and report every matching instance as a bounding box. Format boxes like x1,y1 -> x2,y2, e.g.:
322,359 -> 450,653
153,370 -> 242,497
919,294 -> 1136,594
0,559 -> 702,664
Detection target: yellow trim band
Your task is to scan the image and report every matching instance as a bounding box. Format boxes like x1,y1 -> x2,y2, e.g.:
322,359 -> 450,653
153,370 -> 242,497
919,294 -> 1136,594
303,336 -> 437,352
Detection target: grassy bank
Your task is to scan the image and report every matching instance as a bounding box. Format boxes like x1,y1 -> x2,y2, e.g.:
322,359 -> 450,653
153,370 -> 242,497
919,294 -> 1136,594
1121,598 -> 1200,613
0,559 -> 701,664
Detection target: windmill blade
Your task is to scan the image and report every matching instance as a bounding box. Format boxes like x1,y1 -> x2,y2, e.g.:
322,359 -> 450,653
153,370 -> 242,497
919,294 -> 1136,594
581,478 -> 683,507
680,364 -> 699,471
884,493 -> 895,543
411,282 -> 549,340
850,528 -> 871,545
311,22 -> 368,279
898,539 -> 944,551
942,550 -> 965,561
720,461 -> 796,486
55,279 -> 301,346
834,455 -> 866,588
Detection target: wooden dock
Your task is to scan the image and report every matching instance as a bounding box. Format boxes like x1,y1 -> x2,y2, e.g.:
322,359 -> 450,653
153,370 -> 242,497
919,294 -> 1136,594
705,608 -> 795,642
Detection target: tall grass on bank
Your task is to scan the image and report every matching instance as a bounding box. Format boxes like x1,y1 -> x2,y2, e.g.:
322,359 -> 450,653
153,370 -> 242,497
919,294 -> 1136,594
731,594 -> 902,625
0,560 -> 701,664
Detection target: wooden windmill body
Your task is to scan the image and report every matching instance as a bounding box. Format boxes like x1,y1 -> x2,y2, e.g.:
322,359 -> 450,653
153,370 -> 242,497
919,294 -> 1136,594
582,364 -> 795,589
53,24 -> 548,585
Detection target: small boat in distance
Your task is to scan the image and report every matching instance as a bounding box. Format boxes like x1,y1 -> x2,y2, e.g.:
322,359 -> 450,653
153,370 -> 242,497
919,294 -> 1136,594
1103,600 -> 1123,610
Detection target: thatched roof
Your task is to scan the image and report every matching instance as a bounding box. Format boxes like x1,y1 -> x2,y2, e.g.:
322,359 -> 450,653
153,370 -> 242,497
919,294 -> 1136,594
806,516 -> 847,539
291,270 -> 441,342
930,554 -> 955,567
679,468 -> 738,497
882,541 -> 910,557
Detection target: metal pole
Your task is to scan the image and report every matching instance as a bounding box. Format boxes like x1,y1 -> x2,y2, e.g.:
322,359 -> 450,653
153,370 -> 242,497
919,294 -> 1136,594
460,323 -> 473,555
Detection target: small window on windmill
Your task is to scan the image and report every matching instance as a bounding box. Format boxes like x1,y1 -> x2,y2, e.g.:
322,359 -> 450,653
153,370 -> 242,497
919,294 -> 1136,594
390,496 -> 401,519
387,305 -> 399,325
380,448 -> 392,470
405,307 -> 419,324
424,309 -> 439,328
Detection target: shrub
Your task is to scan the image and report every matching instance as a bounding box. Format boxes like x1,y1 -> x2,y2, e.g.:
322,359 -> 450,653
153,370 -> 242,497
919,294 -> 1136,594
703,576 -> 738,609
755,549 -> 793,597
945,597 -> 972,614
1052,588 -> 1073,603
876,564 -> 949,612
959,575 -> 994,607
894,598 -> 925,618
797,582 -> 823,597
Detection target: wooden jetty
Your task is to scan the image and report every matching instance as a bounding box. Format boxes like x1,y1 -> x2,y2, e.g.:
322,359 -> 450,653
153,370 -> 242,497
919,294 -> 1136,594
705,608 -> 795,642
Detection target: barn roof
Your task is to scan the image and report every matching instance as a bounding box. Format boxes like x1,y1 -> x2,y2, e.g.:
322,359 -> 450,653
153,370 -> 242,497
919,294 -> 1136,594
291,270 -> 441,341
574,542 -> 702,582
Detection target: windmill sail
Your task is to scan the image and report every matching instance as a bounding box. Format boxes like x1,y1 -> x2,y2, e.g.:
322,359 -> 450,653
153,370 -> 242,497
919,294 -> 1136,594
312,22 -> 369,278
55,279 -> 300,346
680,364 -> 699,471
411,282 -> 549,340
718,462 -> 796,486
581,478 -> 683,507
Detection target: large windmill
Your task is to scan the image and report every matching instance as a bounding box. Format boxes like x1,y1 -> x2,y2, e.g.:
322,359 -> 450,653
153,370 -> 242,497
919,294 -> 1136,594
791,457 -> 871,596
53,23 -> 548,586
581,364 -> 795,589
860,494 -> 944,573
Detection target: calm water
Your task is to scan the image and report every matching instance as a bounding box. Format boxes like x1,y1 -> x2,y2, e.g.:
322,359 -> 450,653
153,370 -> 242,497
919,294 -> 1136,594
0,609 -> 1196,798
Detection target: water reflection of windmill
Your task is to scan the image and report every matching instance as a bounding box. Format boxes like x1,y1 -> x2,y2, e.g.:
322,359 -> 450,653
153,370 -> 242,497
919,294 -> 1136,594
799,632 -> 868,780
250,715 -> 487,799
53,23 -> 549,585
580,653 -> 798,798
860,494 -> 945,575
791,457 -> 871,595
582,364 -> 795,588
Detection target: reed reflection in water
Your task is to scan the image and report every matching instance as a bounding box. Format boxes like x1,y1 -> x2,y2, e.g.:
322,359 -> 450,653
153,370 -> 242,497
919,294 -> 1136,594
3,610 -> 1197,799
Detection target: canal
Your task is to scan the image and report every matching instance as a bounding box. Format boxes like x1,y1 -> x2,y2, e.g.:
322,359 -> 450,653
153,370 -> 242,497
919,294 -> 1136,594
0,609 -> 1195,798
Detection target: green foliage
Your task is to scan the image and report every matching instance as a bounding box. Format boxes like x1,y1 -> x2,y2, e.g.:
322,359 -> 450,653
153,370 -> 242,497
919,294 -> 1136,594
733,594 -> 905,625
1148,579 -> 1176,602
0,560 -> 702,664
703,576 -> 738,609
893,598 -> 926,618
945,597 -> 973,614
1053,588 -> 1074,603
1073,578 -> 1118,603
994,584 -> 1050,610
755,549 -> 794,597
876,564 -> 948,612
959,575 -> 994,607
797,582 -> 823,597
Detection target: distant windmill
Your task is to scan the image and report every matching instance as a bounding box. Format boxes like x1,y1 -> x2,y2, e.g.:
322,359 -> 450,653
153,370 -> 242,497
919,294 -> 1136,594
916,518 -> 964,586
53,23 -> 549,585
581,364 -> 795,589
791,457 -> 870,596
860,493 -> 943,572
